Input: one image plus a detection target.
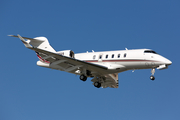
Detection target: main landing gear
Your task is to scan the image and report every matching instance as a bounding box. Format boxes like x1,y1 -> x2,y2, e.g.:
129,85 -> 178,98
79,73 -> 102,88
79,74 -> 87,81
79,70 -> 92,82
94,81 -> 101,88
150,68 -> 155,80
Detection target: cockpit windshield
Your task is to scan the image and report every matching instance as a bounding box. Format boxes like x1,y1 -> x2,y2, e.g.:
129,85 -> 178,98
144,50 -> 158,54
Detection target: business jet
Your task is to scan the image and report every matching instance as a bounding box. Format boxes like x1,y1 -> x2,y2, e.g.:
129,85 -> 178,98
9,35 -> 172,88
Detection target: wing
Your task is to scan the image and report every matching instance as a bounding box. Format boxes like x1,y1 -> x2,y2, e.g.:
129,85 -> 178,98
32,47 -> 109,74
33,48 -> 120,88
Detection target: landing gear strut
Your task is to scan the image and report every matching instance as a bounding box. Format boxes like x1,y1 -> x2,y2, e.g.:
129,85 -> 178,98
150,68 -> 155,80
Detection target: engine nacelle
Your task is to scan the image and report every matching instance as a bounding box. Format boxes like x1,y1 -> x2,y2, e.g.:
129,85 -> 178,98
56,50 -> 75,58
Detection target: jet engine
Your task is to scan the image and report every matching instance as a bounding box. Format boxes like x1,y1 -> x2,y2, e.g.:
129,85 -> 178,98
56,50 -> 75,58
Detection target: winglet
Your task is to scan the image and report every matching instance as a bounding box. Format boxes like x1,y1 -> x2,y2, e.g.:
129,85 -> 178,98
9,34 -> 32,48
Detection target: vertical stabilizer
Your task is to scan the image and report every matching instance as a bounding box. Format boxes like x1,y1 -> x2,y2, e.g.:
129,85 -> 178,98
30,36 -> 56,52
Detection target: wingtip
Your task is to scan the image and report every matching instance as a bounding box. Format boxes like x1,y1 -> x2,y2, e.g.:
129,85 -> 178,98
8,35 -> 17,37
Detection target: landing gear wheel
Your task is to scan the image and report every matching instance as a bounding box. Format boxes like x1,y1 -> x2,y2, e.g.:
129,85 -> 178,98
80,75 -> 87,81
150,75 -> 155,80
94,82 -> 101,88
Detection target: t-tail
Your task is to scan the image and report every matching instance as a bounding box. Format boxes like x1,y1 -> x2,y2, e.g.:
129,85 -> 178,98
9,34 -> 56,62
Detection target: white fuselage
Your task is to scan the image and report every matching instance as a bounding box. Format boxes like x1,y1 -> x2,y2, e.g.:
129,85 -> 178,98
75,49 -> 172,72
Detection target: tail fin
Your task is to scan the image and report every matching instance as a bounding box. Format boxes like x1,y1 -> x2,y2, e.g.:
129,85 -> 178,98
9,34 -> 56,53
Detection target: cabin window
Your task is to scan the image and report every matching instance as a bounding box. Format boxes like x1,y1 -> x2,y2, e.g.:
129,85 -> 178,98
106,55 -> 108,59
93,55 -> 96,59
124,53 -> 127,58
118,54 -> 120,58
112,54 -> 114,58
99,55 -> 102,59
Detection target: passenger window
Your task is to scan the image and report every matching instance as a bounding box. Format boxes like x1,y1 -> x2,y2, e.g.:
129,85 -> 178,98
99,55 -> 102,59
124,53 -> 127,58
106,55 -> 108,59
118,54 -> 120,58
93,55 -> 96,59
112,54 -> 114,58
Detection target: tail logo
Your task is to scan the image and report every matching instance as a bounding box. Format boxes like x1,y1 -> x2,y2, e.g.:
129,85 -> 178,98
36,52 -> 50,63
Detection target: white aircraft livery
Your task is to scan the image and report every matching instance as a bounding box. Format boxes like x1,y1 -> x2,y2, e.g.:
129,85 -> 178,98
9,35 -> 172,88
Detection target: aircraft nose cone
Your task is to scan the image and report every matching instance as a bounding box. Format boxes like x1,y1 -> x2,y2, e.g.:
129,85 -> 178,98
166,59 -> 172,65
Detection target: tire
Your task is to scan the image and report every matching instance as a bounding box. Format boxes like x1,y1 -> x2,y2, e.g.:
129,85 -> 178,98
150,76 -> 155,80
80,75 -> 87,81
94,82 -> 101,88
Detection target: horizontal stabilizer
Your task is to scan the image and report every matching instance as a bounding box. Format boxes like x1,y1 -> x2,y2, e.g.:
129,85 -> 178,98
9,34 -> 33,48
8,35 -> 45,42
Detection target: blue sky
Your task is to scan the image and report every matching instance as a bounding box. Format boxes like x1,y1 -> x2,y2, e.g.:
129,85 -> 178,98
0,0 -> 179,120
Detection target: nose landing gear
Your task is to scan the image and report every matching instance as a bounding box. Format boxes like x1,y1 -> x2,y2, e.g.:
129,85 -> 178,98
150,68 -> 155,80
150,75 -> 155,80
